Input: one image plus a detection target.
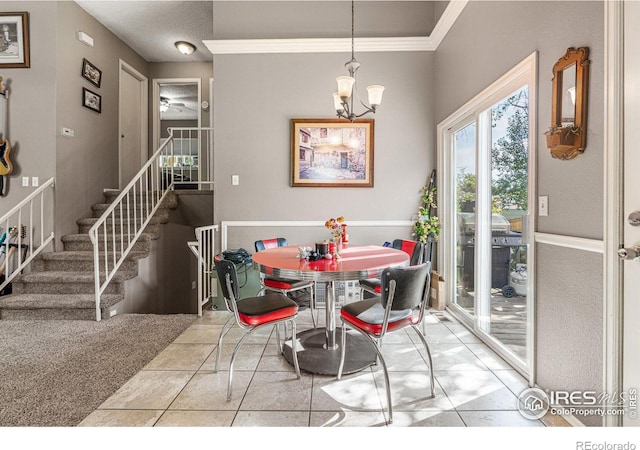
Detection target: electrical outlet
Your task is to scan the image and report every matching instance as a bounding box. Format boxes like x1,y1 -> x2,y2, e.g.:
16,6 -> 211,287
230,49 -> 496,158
110,309 -> 117,317
539,196 -> 549,217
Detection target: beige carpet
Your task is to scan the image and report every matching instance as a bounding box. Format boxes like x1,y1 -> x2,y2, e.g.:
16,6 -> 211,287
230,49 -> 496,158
0,313 -> 197,426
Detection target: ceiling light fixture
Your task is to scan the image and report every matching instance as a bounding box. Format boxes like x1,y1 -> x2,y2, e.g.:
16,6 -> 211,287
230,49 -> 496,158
333,1 -> 384,122
175,41 -> 196,55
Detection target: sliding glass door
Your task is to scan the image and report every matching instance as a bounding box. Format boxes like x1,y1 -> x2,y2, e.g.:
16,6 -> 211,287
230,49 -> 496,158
439,53 -> 536,374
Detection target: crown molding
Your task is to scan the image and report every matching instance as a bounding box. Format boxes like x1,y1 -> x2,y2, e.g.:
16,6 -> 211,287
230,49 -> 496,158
203,0 -> 468,55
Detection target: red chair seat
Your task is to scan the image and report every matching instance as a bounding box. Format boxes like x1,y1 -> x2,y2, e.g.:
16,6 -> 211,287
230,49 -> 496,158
264,278 -> 311,290
340,298 -> 415,336
236,293 -> 299,326
359,278 -> 382,294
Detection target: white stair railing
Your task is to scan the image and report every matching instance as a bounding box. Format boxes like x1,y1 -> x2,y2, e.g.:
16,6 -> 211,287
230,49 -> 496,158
0,177 -> 55,292
188,224 -> 218,317
89,127 -> 213,321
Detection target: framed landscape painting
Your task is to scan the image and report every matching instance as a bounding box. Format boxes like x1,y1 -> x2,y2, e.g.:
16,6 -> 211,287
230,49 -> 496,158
290,119 -> 374,187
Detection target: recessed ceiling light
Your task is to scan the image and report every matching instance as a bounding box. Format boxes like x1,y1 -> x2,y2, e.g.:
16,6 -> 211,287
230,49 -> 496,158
175,41 -> 196,55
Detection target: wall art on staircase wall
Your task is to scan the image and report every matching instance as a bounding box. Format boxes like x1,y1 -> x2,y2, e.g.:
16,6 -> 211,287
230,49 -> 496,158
0,12 -> 29,68
82,87 -> 101,113
81,58 -> 101,88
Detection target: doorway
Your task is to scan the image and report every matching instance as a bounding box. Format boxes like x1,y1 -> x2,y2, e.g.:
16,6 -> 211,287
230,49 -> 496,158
151,78 -> 201,153
118,60 -> 148,189
438,53 -> 537,376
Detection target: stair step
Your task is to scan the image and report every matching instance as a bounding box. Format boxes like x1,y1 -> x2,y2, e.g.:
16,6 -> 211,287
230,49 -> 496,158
32,250 -> 145,273
61,233 -> 152,253
0,294 -> 123,320
77,221 -> 161,238
90,204 -> 172,220
103,190 -> 177,205
76,216 -> 165,234
12,271 -> 130,295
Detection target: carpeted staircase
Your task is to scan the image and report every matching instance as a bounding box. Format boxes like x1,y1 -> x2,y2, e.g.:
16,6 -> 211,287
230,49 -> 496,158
0,190 -> 178,320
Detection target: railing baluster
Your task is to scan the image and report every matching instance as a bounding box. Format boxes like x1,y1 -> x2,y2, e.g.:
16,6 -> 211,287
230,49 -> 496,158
87,128 -> 213,320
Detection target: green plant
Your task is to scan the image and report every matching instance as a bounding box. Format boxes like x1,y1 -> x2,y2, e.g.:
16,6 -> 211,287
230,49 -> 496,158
413,185 -> 441,244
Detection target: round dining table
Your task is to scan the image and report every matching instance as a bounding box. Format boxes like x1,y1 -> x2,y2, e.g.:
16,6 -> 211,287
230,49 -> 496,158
252,244 -> 409,375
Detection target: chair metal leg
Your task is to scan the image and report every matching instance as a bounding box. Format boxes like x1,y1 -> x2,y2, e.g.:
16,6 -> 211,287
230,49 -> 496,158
227,330 -> 254,401
309,285 -> 317,328
290,320 -> 301,378
370,341 -> 393,425
336,321 -> 347,379
412,324 -> 435,398
214,314 -> 235,372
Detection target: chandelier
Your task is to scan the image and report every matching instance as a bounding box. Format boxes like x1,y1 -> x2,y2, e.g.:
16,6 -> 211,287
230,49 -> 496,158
333,1 -> 385,122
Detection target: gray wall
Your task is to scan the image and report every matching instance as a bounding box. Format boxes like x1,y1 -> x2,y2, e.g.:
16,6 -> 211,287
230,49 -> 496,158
434,1 -> 604,426
54,2 -> 149,246
213,51 -> 434,250
0,2 -> 57,211
0,1 -> 149,246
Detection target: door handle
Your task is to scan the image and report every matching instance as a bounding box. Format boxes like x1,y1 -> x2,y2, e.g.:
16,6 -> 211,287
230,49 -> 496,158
618,246 -> 640,260
629,211 -> 640,226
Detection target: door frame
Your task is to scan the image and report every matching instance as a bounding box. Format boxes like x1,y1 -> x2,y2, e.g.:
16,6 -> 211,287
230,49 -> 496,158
118,59 -> 149,188
603,0 -> 625,428
151,78 -> 202,153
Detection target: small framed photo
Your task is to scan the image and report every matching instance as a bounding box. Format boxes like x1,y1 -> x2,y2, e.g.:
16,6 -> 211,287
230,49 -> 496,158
0,12 -> 30,68
82,87 -> 101,113
81,58 -> 102,88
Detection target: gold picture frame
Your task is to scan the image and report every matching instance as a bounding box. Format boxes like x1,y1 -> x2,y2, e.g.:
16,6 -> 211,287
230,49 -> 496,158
290,118 -> 374,188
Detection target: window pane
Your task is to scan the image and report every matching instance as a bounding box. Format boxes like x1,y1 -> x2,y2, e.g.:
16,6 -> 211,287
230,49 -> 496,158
488,86 -> 529,361
454,121 -> 477,317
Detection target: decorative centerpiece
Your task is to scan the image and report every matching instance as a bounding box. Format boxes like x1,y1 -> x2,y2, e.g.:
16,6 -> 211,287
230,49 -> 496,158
325,216 -> 345,258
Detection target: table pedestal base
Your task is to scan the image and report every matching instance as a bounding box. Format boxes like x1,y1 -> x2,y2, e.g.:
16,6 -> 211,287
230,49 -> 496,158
283,327 -> 376,376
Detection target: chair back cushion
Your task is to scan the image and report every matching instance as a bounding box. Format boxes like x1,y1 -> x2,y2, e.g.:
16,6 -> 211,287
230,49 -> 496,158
381,262 -> 431,311
255,237 -> 288,252
213,257 -> 239,301
392,239 -> 424,265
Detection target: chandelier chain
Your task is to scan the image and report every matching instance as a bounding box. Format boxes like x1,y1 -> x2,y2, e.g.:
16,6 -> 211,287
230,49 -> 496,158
351,0 -> 355,60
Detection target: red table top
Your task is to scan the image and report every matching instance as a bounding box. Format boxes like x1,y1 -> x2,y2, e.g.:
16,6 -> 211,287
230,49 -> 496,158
252,245 -> 409,282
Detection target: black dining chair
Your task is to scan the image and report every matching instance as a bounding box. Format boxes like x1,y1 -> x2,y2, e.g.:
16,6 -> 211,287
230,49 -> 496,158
255,238 -> 317,327
359,239 -> 425,298
337,262 -> 434,425
213,257 -> 301,401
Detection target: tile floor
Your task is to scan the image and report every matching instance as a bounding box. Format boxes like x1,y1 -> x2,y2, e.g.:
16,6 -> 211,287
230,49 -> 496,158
79,308 -> 569,427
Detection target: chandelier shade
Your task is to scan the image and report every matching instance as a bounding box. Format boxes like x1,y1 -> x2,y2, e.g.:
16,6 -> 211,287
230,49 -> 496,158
333,1 -> 384,122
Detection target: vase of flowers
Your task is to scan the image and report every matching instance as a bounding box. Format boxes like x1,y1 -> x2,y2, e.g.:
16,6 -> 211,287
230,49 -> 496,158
325,216 -> 345,258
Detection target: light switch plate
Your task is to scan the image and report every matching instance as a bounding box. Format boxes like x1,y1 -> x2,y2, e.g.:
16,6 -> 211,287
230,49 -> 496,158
232,175 -> 239,186
539,196 -> 549,216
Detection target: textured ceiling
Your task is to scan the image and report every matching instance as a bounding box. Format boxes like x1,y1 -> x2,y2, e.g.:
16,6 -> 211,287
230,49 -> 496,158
76,1 -> 214,62
75,1 -> 445,63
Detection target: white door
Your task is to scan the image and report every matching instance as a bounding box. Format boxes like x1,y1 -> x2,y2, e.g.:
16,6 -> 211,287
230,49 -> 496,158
119,61 -> 148,188
623,2 -> 640,427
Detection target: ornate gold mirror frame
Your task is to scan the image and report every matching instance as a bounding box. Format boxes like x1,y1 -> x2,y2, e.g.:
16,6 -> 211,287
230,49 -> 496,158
545,47 -> 590,160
